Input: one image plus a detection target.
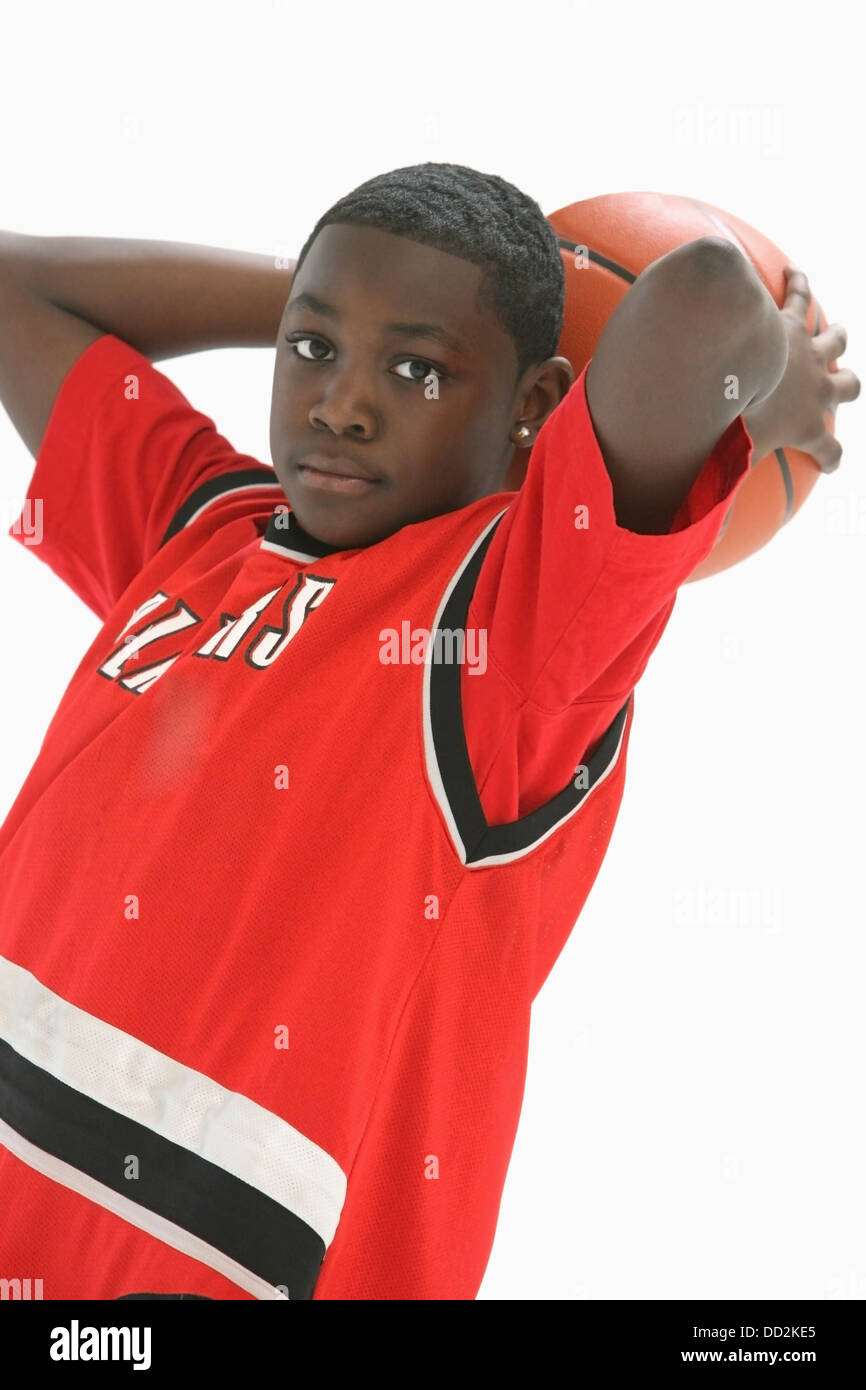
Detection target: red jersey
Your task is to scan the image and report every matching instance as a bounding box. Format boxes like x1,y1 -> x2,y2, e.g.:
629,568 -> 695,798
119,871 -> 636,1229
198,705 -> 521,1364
0,334 -> 751,1299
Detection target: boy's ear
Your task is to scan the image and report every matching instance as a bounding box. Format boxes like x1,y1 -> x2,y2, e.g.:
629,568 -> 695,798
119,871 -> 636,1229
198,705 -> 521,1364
522,355 -> 575,431
504,356 -> 574,490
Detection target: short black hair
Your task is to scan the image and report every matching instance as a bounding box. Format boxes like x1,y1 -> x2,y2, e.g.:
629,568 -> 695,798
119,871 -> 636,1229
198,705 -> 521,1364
292,162 -> 565,385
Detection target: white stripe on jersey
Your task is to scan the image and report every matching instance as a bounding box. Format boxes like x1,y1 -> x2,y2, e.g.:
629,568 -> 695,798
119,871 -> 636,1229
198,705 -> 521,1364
0,955 -> 346,1245
0,1117 -> 288,1300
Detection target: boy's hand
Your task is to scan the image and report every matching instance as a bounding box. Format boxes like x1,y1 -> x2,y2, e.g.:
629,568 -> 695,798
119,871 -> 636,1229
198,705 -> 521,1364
742,266 -> 860,473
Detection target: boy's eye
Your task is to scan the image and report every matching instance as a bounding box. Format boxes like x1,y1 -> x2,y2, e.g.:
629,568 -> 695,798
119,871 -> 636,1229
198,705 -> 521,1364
289,336 -> 332,362
286,336 -> 444,383
391,359 -> 443,383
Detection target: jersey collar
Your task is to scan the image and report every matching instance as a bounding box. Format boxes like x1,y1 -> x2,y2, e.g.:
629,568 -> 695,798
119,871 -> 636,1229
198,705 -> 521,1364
263,507 -> 344,561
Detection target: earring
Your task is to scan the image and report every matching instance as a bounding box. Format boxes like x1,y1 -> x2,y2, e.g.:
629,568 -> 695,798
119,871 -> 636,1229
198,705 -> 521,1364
514,425 -> 531,442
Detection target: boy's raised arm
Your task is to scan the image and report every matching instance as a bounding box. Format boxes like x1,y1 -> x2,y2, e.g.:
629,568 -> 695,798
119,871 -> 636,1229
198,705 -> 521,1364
0,231 -> 295,458
585,236 -> 788,535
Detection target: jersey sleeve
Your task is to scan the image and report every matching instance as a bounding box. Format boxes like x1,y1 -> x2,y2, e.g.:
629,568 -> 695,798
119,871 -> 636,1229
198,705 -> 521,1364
463,359 -> 753,823
6,333 -> 278,622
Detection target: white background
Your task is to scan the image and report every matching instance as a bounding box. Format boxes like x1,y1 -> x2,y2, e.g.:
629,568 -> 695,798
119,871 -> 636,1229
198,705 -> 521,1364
0,0 -> 862,1300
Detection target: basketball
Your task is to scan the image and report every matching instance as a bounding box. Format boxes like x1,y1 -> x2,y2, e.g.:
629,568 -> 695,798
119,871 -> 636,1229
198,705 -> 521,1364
505,192 -> 838,581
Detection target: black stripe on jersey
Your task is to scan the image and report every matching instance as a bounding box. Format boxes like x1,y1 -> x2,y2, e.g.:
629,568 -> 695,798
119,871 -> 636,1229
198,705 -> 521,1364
159,467 -> 285,548
428,513 -> 632,867
0,1038 -> 324,1300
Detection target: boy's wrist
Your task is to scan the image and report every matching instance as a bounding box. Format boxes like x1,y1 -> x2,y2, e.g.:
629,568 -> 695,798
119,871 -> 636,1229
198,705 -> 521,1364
741,399 -> 777,463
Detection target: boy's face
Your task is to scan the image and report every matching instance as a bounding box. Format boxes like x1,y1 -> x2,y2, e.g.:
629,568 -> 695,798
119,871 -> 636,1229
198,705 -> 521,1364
269,222 -> 572,549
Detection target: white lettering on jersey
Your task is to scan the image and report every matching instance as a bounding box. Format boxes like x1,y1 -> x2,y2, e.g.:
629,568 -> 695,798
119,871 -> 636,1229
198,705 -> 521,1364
97,575 -> 337,694
114,591 -> 176,642
99,598 -> 202,686
247,575 -> 334,668
196,588 -> 282,659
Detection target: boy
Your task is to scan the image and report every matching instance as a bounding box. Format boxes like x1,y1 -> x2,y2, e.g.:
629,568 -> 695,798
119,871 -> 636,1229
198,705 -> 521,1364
0,163 -> 858,1299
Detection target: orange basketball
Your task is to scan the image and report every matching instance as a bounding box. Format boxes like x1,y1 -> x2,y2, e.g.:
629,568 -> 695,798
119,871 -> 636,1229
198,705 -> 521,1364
505,192 -> 837,580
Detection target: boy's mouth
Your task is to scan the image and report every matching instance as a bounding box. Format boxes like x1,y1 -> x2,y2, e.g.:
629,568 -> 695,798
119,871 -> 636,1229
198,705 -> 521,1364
296,452 -> 383,495
297,464 -> 381,495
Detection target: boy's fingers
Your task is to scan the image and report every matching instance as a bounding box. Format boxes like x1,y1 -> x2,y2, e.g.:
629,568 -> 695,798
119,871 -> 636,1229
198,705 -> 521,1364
828,366 -> 861,408
814,323 -> 847,363
809,429 -> 844,472
783,265 -> 811,318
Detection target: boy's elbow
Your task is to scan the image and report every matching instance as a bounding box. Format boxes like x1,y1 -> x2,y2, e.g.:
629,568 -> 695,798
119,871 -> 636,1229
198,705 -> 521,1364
676,236 -> 768,307
680,237 -> 788,401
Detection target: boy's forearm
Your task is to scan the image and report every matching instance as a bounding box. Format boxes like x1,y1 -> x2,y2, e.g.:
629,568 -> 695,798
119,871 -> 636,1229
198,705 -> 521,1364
0,230 -> 295,360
